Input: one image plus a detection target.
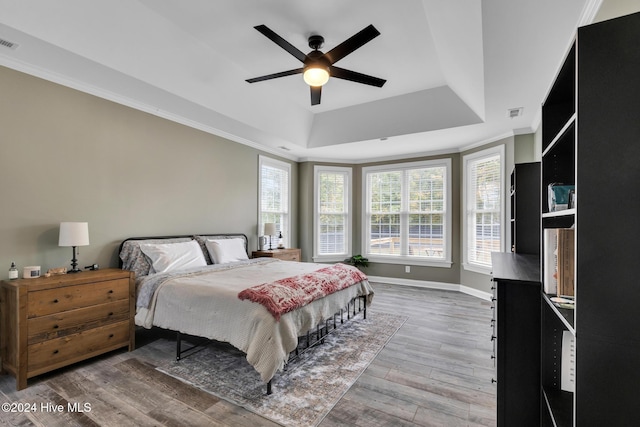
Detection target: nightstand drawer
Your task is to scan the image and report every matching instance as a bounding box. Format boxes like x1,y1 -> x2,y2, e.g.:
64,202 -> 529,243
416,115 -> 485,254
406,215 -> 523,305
27,320 -> 130,376
278,252 -> 300,261
252,248 -> 301,262
28,278 -> 130,318
27,299 -> 130,345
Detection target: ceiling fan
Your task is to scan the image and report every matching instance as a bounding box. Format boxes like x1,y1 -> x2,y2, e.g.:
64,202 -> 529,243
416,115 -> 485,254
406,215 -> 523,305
246,24 -> 386,105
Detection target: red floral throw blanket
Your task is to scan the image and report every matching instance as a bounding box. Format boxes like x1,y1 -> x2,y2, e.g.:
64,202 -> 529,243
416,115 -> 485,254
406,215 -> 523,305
238,263 -> 368,320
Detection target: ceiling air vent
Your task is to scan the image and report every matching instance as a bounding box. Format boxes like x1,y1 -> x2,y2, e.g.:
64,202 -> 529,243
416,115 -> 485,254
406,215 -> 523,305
0,38 -> 19,50
507,107 -> 523,118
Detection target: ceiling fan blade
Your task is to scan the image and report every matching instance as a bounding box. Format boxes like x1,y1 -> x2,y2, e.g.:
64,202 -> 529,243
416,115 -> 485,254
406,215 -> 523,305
254,25 -> 307,63
324,24 -> 381,64
246,68 -> 303,83
310,86 -> 322,105
329,66 -> 386,87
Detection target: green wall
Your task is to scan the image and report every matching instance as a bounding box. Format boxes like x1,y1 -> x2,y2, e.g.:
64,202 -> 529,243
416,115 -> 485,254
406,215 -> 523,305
0,65 -> 297,274
1,64 -> 538,295
299,134 -> 541,294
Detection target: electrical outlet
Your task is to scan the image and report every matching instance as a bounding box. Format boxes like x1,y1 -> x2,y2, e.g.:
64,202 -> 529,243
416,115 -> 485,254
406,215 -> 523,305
405,265 -> 410,273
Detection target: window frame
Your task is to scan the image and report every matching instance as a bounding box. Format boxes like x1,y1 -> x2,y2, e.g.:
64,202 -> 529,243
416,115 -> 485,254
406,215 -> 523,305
462,145 -> 505,274
313,165 -> 352,262
258,155 -> 291,248
361,158 -> 452,267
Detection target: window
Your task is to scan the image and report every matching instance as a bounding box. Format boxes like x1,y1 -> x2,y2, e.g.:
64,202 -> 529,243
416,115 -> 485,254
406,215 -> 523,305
362,159 -> 452,266
463,146 -> 504,272
259,156 -> 291,247
313,166 -> 352,261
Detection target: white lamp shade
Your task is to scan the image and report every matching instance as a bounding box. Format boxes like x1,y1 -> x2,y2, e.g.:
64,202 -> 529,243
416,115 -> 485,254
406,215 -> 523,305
59,222 -> 90,247
263,223 -> 277,236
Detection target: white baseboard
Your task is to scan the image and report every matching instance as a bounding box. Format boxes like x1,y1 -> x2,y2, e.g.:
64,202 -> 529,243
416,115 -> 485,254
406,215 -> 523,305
366,275 -> 493,302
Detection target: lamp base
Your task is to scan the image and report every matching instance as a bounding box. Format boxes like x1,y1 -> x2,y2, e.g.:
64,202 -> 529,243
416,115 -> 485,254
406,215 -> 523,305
68,246 -> 82,273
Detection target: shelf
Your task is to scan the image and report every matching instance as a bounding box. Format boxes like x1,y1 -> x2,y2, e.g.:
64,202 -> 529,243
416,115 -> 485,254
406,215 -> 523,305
542,114 -> 577,158
542,292 -> 575,334
542,208 -> 576,218
542,387 -> 574,427
542,122 -> 575,215
542,42 -> 576,151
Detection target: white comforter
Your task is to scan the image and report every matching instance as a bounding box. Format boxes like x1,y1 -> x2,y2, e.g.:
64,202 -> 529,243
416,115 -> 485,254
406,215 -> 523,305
135,258 -> 374,382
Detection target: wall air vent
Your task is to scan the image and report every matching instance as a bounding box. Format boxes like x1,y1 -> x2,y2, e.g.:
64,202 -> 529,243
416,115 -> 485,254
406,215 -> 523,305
0,38 -> 19,50
507,107 -> 523,118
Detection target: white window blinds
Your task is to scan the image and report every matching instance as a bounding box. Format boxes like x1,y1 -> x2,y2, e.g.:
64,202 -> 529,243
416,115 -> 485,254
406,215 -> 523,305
314,167 -> 351,258
363,160 -> 451,264
465,150 -> 503,268
259,156 -> 290,247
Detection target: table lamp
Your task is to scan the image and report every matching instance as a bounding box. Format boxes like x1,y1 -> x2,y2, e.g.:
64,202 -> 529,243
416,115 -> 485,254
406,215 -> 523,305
263,223 -> 276,250
59,222 -> 90,273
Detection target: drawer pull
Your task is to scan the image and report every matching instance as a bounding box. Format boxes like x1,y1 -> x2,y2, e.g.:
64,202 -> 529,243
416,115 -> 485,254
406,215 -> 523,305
53,349 -> 59,354
53,324 -> 59,329
491,335 -> 496,341
108,290 -> 114,294
53,299 -> 59,303
108,312 -> 114,316
108,334 -> 114,339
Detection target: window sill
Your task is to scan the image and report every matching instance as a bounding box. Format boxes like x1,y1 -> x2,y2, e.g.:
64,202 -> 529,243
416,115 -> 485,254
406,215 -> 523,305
312,255 -> 349,263
462,263 -> 492,275
365,255 -> 452,268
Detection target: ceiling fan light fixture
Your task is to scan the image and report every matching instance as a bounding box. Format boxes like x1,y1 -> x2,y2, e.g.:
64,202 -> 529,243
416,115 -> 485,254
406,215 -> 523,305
303,66 -> 330,87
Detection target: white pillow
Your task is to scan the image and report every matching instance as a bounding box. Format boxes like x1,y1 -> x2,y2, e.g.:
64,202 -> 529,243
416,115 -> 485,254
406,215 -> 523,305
205,238 -> 249,264
139,240 -> 207,273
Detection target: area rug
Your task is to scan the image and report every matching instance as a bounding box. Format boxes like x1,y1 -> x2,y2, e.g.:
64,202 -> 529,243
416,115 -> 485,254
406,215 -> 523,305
157,311 -> 406,426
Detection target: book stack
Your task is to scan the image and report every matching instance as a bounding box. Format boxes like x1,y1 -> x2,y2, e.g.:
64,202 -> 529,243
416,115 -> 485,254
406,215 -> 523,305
543,228 -> 575,297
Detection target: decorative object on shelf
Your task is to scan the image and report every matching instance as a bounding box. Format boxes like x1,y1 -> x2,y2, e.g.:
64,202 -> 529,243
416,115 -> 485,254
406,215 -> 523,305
547,183 -> 575,212
58,221 -> 90,273
44,266 -> 67,277
22,266 -> 41,279
277,231 -> 285,249
8,262 -> 18,280
343,254 -> 369,269
263,223 -> 276,250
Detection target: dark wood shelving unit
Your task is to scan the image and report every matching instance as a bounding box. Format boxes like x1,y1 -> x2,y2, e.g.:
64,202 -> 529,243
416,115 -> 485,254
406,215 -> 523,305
491,252 -> 541,427
510,162 -> 540,255
540,11 -> 640,426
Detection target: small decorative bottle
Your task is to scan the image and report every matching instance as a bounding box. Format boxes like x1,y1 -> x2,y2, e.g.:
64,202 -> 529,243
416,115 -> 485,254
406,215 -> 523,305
8,262 -> 18,280
277,231 -> 285,249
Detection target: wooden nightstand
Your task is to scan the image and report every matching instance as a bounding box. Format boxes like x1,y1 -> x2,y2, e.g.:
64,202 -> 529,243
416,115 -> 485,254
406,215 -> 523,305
252,248 -> 301,262
0,268 -> 135,390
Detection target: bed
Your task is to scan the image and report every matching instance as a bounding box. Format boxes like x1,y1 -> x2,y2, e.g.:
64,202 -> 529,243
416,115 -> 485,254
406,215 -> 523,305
118,233 -> 374,393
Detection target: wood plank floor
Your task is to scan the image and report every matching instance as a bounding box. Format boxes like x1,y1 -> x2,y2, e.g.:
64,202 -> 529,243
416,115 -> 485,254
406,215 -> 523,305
0,283 -> 496,426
